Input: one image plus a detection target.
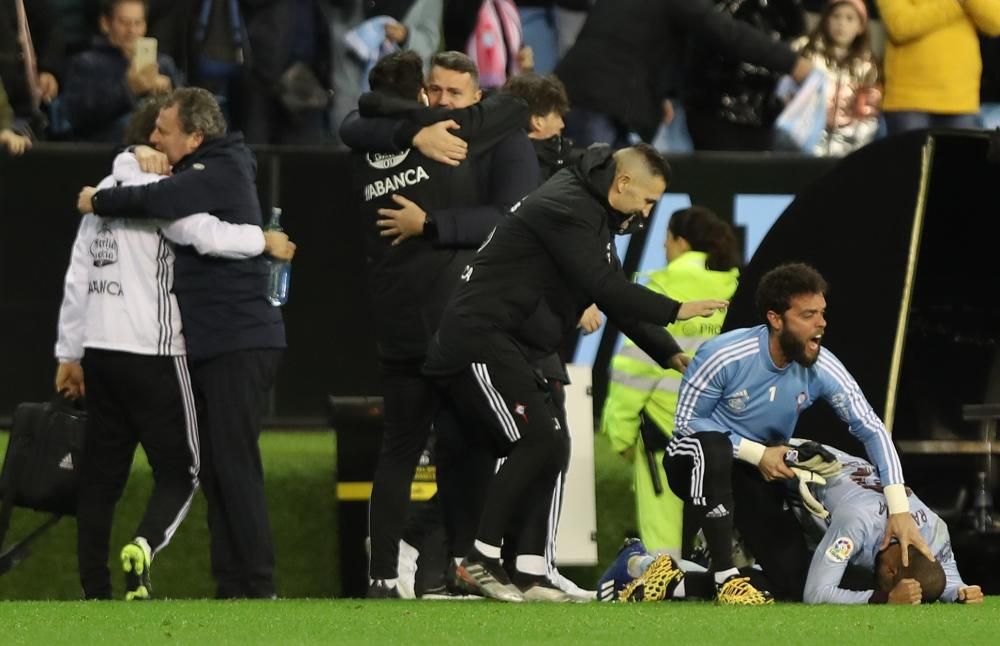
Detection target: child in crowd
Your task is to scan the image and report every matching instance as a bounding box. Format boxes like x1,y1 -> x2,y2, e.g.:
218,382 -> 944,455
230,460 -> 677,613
793,0 -> 880,156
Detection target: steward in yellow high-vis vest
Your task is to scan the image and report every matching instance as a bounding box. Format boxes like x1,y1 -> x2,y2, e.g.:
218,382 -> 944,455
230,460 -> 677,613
601,208 -> 740,556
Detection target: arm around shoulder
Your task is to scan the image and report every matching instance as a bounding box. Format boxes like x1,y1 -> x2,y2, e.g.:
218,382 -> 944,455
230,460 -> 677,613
160,214 -> 266,259
339,109 -> 418,153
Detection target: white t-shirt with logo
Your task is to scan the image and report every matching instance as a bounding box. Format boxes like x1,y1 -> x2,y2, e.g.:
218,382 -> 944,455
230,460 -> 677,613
56,153 -> 265,360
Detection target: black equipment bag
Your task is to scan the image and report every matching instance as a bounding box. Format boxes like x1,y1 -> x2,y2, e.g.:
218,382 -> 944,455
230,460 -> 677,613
0,395 -> 87,574
1,395 -> 87,514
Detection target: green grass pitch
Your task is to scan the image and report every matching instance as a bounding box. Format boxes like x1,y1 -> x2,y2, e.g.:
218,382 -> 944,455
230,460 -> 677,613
1,598 -> 999,645
0,430 -> 636,600
3,430 -> 998,645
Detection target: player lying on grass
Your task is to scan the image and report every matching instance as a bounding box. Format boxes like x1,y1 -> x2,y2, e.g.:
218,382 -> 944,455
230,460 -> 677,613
787,442 -> 982,605
598,440 -> 983,604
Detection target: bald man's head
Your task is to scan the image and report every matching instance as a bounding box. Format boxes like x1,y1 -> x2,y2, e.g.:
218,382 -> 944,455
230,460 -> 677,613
607,144 -> 671,226
876,544 -> 946,602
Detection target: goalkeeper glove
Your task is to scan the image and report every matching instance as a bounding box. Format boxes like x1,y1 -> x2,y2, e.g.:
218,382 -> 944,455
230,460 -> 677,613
790,467 -> 830,520
784,440 -> 841,478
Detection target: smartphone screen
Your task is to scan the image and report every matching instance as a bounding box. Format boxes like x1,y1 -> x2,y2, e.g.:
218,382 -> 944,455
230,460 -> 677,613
133,37 -> 158,69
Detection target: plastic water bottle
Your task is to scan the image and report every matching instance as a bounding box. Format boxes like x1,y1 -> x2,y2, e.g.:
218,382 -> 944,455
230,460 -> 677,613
266,207 -> 291,307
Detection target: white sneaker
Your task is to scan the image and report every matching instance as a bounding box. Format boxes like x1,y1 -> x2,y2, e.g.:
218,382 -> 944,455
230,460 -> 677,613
550,569 -> 596,603
522,582 -> 572,602
396,540 -> 418,600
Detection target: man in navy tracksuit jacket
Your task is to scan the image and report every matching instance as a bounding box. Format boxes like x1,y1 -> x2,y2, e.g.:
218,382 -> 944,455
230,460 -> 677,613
83,87 -> 283,599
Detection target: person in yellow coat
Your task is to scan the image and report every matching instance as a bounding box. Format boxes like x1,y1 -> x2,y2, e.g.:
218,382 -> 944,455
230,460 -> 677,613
878,0 -> 1000,134
601,206 -> 740,558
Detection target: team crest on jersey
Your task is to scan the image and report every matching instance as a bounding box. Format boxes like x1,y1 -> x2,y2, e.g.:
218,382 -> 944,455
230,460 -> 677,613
90,223 -> 119,267
830,393 -> 850,418
366,149 -> 411,169
826,537 -> 854,563
513,403 -> 528,423
726,389 -> 750,411
796,391 -> 808,412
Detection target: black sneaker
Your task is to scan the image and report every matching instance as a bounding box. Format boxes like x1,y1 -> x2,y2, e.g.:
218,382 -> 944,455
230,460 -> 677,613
456,552 -> 524,602
420,583 -> 484,600
367,579 -> 402,599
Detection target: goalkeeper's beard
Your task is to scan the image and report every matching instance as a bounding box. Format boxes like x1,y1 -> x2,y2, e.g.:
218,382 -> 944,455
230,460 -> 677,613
778,326 -> 820,367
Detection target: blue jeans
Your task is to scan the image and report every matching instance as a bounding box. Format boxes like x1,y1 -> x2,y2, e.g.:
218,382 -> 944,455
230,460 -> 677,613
563,106 -> 631,148
979,104 -> 1000,130
884,111 -> 981,135
519,7 -> 559,75
651,105 -> 694,153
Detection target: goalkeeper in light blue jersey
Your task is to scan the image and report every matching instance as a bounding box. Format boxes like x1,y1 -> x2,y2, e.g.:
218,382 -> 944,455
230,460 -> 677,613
793,443 -> 983,604
662,263 -> 933,604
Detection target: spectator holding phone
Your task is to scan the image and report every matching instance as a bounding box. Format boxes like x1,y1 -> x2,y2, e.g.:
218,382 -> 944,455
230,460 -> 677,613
62,0 -> 183,142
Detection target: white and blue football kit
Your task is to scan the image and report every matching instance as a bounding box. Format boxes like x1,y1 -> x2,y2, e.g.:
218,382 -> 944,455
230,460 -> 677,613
799,446 -> 967,604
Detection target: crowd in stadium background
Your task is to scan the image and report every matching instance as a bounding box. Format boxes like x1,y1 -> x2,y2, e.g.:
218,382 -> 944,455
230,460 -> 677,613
3,0 -> 999,154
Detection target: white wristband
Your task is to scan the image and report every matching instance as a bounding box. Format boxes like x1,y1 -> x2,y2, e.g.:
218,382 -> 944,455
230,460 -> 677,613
736,438 -> 767,466
885,483 -> 910,515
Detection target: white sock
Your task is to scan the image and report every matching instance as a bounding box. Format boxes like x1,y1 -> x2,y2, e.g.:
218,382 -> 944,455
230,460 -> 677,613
516,555 -> 547,576
474,540 -> 502,560
654,547 -> 681,562
133,536 -> 152,562
714,567 -> 739,585
382,577 -> 398,588
398,540 -> 419,570
627,554 -> 655,578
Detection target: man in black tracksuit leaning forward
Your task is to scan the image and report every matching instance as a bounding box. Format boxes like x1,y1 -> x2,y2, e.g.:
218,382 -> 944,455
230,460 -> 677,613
424,143 -> 729,601
78,88 -> 285,598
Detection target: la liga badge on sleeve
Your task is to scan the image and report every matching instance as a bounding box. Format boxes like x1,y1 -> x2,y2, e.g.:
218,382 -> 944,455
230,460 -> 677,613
826,537 -> 854,562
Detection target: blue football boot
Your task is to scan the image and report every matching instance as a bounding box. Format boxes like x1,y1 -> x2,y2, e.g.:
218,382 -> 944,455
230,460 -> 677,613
596,538 -> 647,602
